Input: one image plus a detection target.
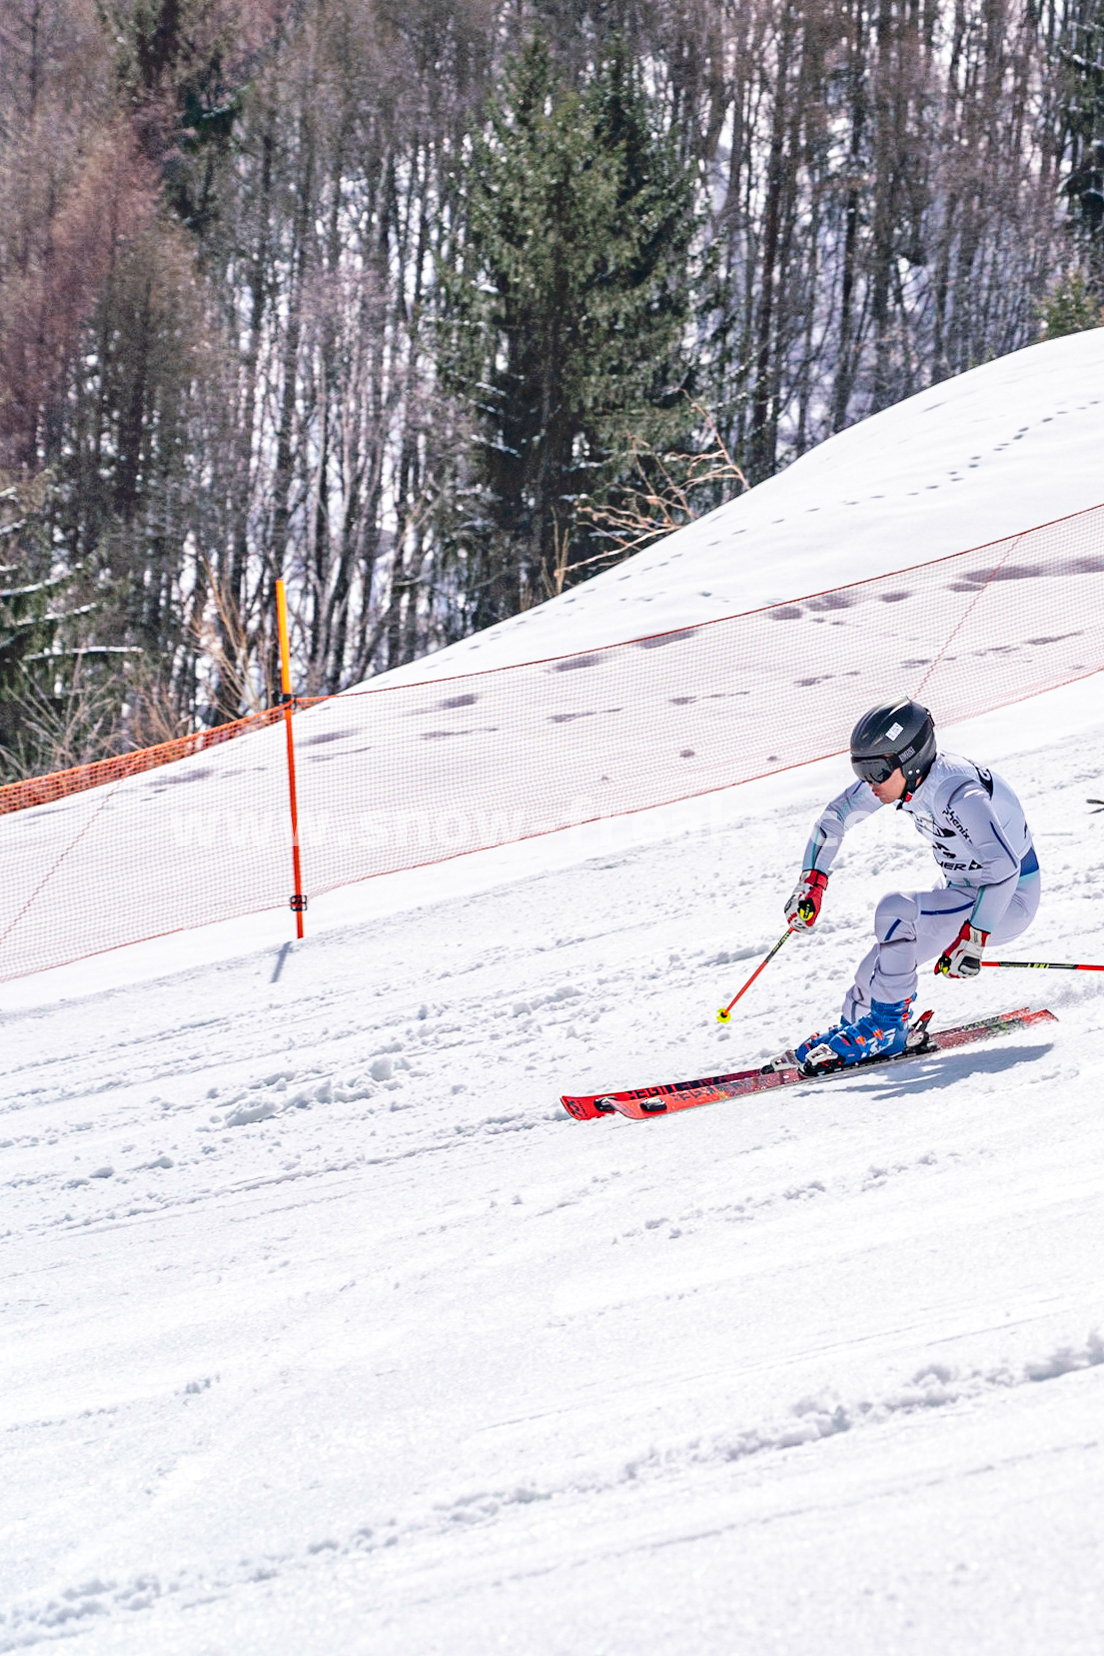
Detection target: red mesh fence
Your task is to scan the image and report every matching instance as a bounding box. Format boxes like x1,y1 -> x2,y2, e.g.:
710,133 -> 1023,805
0,707 -> 284,815
1,502 -> 1102,983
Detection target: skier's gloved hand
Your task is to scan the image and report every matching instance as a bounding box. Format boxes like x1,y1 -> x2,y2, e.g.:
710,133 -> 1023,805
934,921 -> 989,977
785,869 -> 829,931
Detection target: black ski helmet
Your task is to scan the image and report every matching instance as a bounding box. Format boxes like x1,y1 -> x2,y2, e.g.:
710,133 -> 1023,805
850,698 -> 936,792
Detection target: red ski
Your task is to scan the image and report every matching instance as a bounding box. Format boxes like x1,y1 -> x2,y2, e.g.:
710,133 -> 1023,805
561,1007 -> 1057,1121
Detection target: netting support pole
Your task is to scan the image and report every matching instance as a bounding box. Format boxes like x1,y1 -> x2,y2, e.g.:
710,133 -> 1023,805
276,579 -> 306,940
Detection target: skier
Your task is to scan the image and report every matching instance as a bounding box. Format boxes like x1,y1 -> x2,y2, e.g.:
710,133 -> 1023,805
781,697 -> 1040,1071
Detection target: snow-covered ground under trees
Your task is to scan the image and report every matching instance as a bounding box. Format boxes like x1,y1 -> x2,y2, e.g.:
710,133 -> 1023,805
3,333 -> 1104,1656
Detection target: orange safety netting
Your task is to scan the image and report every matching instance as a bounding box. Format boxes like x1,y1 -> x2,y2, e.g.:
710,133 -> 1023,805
0,707 -> 285,816
2,502 -> 1102,984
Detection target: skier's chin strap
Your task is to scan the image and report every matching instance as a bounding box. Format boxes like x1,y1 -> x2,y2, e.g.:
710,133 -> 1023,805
897,757 -> 935,807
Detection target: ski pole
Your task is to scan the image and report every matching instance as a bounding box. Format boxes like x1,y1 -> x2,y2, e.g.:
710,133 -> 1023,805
716,931 -> 791,1024
981,959 -> 1104,972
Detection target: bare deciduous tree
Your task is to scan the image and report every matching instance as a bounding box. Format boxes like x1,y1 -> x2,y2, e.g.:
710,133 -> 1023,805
0,0 -> 1096,780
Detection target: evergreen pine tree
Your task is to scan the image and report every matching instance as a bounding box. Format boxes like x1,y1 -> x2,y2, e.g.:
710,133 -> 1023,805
0,474 -> 135,781
0,570 -> 62,740
1038,268 -> 1104,337
1060,0 -> 1104,284
0,474 -> 66,773
101,0 -> 254,234
439,36 -> 698,628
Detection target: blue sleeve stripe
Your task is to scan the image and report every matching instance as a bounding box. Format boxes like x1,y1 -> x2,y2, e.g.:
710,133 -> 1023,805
804,825 -> 827,869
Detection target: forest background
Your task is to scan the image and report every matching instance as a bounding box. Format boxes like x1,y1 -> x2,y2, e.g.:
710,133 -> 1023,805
1,0 -> 1102,780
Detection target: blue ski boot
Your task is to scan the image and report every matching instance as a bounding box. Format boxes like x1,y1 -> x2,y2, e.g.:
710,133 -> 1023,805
795,997 -> 914,1074
764,1017 -> 848,1072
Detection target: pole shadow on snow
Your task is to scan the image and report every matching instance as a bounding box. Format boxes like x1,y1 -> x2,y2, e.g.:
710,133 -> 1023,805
830,1040 -> 1057,1102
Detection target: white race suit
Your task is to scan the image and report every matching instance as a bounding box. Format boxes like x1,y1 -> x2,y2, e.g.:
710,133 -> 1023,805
802,752 -> 1041,1016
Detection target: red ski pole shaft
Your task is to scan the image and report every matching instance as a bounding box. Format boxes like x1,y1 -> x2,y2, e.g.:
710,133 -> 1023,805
981,960 -> 1104,972
716,931 -> 791,1024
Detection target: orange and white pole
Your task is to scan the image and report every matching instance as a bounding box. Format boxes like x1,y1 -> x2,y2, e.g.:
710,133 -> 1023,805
276,579 -> 306,939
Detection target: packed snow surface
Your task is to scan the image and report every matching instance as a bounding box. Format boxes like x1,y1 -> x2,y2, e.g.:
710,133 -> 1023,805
3,336 -> 1104,1655
374,326 -> 1104,680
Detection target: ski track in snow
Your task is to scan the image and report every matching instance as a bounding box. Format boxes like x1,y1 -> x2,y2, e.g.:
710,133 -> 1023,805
4,748 -> 1104,1655
3,341 -> 1104,1655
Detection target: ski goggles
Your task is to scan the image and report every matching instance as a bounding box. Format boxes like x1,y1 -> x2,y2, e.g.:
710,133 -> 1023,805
851,752 -> 899,784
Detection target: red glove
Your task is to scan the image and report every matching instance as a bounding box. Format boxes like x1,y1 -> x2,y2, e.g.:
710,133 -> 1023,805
785,869 -> 829,931
934,921 -> 989,977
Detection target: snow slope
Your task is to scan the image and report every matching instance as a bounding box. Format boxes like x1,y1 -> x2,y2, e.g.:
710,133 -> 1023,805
374,328 -> 1104,680
2,336 -> 1104,1656
6,333 -> 1102,997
